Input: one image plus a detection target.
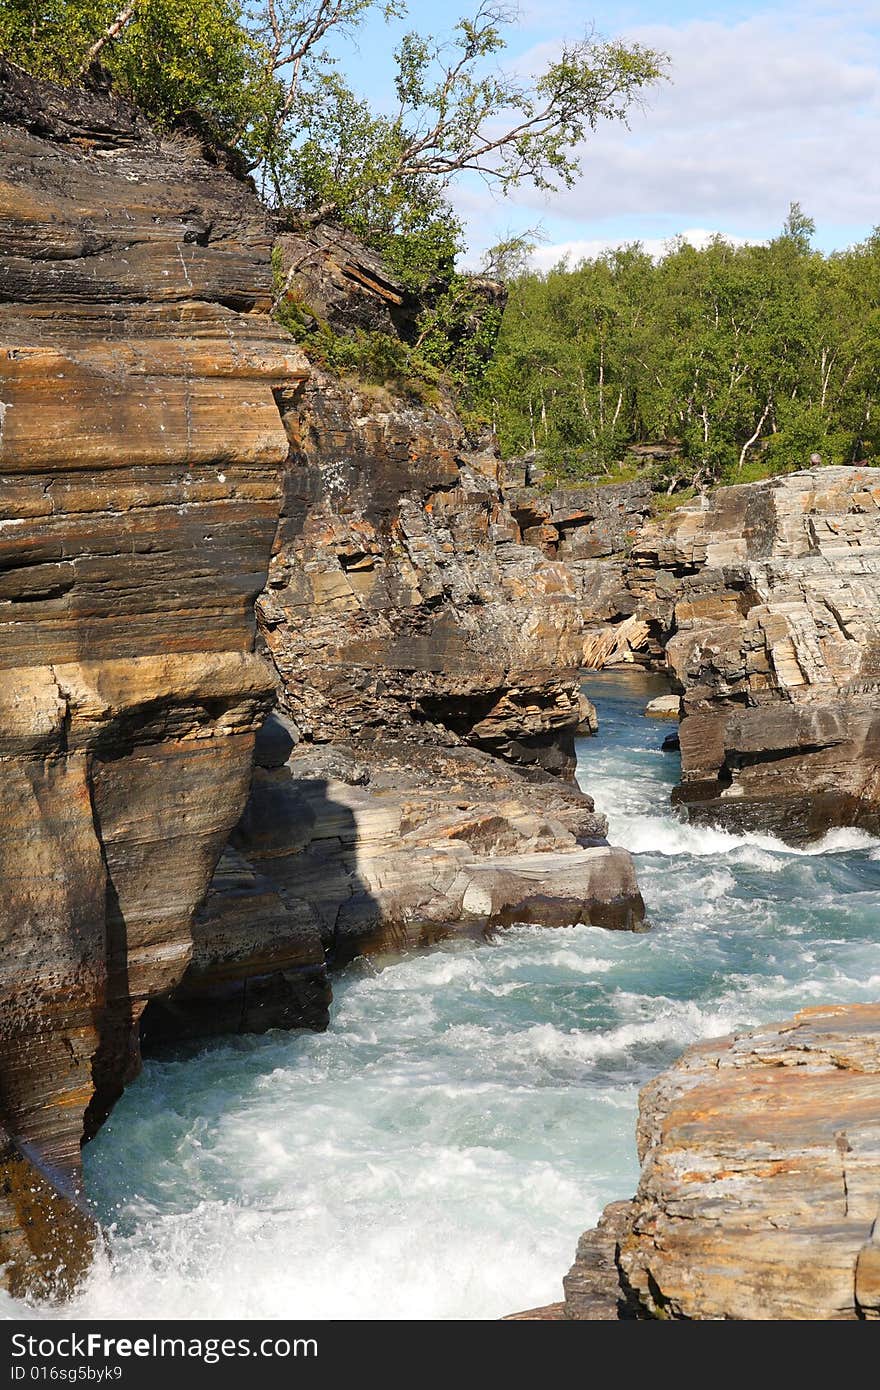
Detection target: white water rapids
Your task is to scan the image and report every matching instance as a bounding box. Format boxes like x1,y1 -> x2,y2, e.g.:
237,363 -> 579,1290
5,669 -> 880,1320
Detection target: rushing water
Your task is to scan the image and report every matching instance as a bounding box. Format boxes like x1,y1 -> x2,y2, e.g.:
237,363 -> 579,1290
7,669 -> 880,1320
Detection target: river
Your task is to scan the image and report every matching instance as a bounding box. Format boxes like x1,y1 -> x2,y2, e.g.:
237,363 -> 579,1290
9,670 -> 880,1319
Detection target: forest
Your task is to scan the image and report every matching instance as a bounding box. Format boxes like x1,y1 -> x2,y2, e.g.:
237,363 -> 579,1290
476,209 -> 880,492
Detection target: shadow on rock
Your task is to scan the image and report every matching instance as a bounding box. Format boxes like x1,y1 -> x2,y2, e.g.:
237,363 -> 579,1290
140,713 -> 382,1048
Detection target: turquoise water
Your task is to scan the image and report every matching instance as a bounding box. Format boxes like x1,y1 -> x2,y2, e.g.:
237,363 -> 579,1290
10,670 -> 880,1319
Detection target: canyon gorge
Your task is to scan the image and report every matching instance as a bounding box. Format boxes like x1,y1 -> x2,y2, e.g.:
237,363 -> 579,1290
1,60 -> 879,1319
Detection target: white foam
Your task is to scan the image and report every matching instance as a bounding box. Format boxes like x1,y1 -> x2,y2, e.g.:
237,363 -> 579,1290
609,812 -> 880,861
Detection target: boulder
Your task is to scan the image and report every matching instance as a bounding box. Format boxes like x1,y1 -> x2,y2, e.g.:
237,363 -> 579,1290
644,694 -> 680,720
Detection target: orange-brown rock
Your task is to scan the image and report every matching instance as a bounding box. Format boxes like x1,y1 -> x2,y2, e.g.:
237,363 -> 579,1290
620,1002 -> 880,1319
0,60 -> 306,1290
152,350 -> 649,1030
559,1004 -> 880,1320
0,1127 -> 99,1300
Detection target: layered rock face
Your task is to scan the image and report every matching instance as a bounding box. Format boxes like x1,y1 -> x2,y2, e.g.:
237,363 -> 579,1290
0,60 -> 305,1281
258,371 -> 598,774
505,476 -> 651,565
252,368 -> 647,931
275,225 -> 419,341
628,468 -> 880,841
154,375 -> 646,1026
558,1003 -> 880,1320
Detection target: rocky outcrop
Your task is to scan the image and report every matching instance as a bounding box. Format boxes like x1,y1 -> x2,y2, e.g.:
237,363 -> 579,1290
605,1004 -> 880,1319
275,224 -> 419,341
204,740 -> 643,974
561,1201 -> 638,1319
0,60 -> 306,1286
1,59 -> 648,1279
506,478 -> 651,563
627,468 -> 880,841
257,371 -> 597,775
551,1004 -> 880,1320
617,1002 -> 880,1320
148,280 -> 652,1031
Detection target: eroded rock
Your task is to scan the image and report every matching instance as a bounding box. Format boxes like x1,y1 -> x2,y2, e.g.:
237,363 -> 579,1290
629,468 -> 880,841
559,1004 -> 880,1320
0,60 -> 305,1290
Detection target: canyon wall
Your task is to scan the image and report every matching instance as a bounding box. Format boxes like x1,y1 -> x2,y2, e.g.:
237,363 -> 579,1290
626,468 -> 880,841
0,64 -> 646,1289
0,61 -> 306,1286
154,369 -> 648,1035
7,58 -> 878,1318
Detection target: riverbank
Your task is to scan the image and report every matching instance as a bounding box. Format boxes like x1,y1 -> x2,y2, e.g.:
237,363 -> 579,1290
5,670 -> 877,1320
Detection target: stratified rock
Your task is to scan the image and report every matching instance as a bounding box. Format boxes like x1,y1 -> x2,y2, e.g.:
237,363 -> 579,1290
258,369 -> 597,777
0,1128 -> 98,1300
617,1003 -> 880,1319
141,845 -> 331,1044
502,1303 -> 566,1320
157,740 -> 645,1018
556,1004 -> 880,1320
629,468 -> 880,842
507,480 -> 652,561
0,60 -> 305,1289
562,1201 -> 637,1319
217,348 -> 649,957
275,224 -> 419,341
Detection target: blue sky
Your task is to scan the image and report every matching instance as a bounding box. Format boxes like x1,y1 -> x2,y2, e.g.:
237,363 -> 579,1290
324,1 -> 880,267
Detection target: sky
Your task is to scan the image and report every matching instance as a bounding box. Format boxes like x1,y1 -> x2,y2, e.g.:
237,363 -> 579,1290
328,0 -> 880,268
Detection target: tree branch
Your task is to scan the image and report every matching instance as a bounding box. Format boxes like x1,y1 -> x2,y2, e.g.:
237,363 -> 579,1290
77,2 -> 137,75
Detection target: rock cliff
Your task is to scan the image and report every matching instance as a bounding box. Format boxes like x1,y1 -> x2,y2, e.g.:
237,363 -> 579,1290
627,468 -> 880,841
0,59 -> 306,1286
153,370 -> 647,1036
260,372 -> 597,774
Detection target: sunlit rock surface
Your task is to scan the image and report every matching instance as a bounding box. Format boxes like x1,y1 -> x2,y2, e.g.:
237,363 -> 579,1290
0,59 -> 305,1289
625,1002 -> 880,1319
552,1003 -> 880,1319
629,468 -> 880,841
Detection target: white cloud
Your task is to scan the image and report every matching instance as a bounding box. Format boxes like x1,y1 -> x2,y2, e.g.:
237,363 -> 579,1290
477,5 -> 880,243
528,227 -> 759,272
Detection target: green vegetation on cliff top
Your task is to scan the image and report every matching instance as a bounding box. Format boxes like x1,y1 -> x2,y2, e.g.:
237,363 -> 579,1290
0,0 -> 663,293
4,7 -> 878,493
475,208 -> 880,490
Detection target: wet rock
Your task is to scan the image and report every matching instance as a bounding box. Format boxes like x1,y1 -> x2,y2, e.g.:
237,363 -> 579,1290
0,1129 -> 99,1301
